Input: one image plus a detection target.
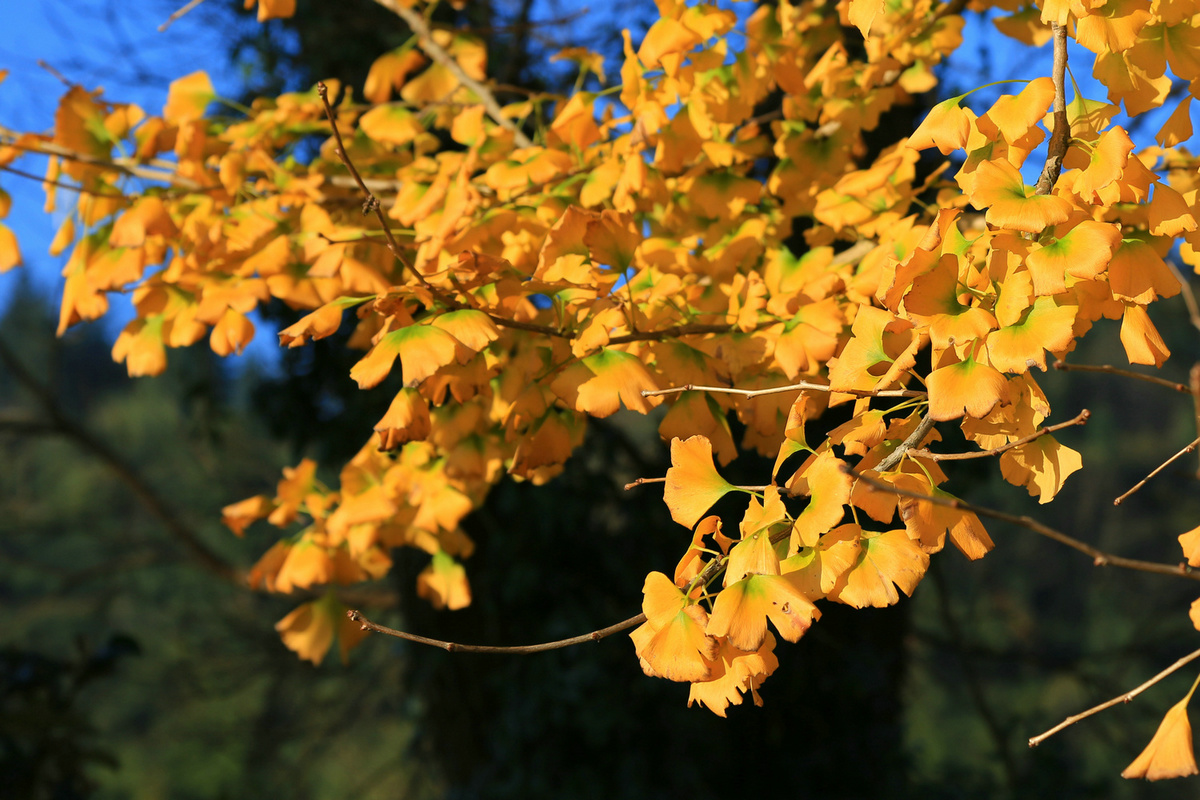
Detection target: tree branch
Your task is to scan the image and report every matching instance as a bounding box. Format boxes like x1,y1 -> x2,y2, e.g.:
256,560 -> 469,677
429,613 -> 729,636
1113,435 -> 1200,506
642,382 -> 924,400
347,609 -> 645,653
1035,22 -> 1070,196
1053,361 -> 1195,394
876,412 -> 937,472
1028,646 -> 1200,747
846,467 -> 1200,583
369,0 -> 534,148
909,409 -> 1090,462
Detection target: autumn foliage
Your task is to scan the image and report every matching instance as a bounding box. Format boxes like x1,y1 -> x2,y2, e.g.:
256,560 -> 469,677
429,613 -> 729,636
5,0 -> 1200,780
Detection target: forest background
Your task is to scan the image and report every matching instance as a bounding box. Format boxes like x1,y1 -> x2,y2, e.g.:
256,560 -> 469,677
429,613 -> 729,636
3,0 -> 1200,798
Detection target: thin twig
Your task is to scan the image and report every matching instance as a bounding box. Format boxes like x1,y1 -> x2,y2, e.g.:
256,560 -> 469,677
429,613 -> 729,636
1167,259 -> 1200,333
316,82 -> 434,291
159,0 -> 206,31
876,412 -> 937,472
0,163 -> 127,197
347,609 -> 645,653
1113,435 -> 1200,506
846,467 -> 1200,583
1028,646 -> 1200,747
369,0 -> 534,148
0,131 -> 204,190
1192,364 -> 1200,478
1053,361 -> 1194,394
0,337 -> 240,583
910,409 -> 1090,462
642,382 -> 924,400
1035,22 -> 1070,196
624,476 -> 666,490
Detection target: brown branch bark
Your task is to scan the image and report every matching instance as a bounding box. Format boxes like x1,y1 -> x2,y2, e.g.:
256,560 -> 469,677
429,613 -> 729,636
347,609 -> 645,653
369,0 -> 534,148
1035,23 -> 1070,196
1053,361 -> 1195,394
909,409 -> 1090,462
1029,646 -> 1200,747
642,382 -> 924,400
876,412 -> 937,472
1113,435 -> 1200,506
846,467 -> 1200,583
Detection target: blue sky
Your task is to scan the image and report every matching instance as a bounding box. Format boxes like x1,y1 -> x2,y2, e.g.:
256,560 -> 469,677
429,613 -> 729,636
1,2 -> 1188,366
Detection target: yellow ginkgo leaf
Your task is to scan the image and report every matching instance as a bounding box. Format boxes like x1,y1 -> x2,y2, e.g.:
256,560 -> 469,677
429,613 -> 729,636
631,572 -> 718,682
663,436 -> 737,529
706,572 -> 819,651
163,70 -> 215,124
785,449 -> 851,551
830,528 -> 929,608
375,388 -> 432,450
926,350 -> 1010,421
999,435 -> 1082,503
687,633 -> 779,717
1123,692 -> 1200,781
969,158 -> 1072,233
981,77 -> 1054,143
1179,524 -> 1200,567
550,349 -> 658,418
416,551 -> 471,610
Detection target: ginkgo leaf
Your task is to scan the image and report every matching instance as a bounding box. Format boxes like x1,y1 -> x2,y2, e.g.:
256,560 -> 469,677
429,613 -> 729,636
279,296 -> 369,348
659,392 -> 737,467
999,435 -> 1082,503
637,18 -> 701,70
1148,182 -> 1198,238
109,196 -> 178,248
551,348 -> 658,417
725,529 -> 783,585
785,450 -> 851,551
900,486 -> 995,560
350,325 -> 459,389
431,309 -> 501,354
1123,694 -> 1200,781
969,159 -> 1072,232
830,528 -> 930,608
1180,524 -> 1200,568
358,103 -> 425,146
982,77 -> 1054,143
276,599 -> 335,665
416,551 -> 471,610
847,0 -> 886,39
631,572 -> 718,682
245,0 -> 296,22
1120,303 -> 1171,367
1108,239 -> 1181,304
675,516 -> 722,588
663,436 -> 737,529
687,633 -> 779,717
986,297 -> 1078,374
781,523 -> 862,601
375,388 -> 432,450
0,223 -> 21,272
1157,96 -> 1193,147
1024,221 -> 1121,295
164,71 -> 215,124
706,572 -> 819,651
926,351 -> 1010,421
908,95 -> 973,154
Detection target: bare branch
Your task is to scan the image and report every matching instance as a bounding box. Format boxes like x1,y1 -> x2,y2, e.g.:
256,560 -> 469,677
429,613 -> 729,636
642,382 -> 924,400
876,412 -> 937,472
0,128 -> 205,190
159,0 -> 206,31
909,409 -> 1091,462
1035,23 -> 1070,195
1028,646 -> 1200,747
317,81 -> 438,294
624,476 -> 666,490
846,467 -> 1200,583
347,609 -> 645,653
1053,361 -> 1195,394
369,0 -> 534,148
1113,435 -> 1200,506
1166,259 -> 1200,333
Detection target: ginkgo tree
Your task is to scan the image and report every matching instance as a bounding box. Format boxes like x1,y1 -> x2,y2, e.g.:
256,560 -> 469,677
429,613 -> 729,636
3,0 -> 1200,782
